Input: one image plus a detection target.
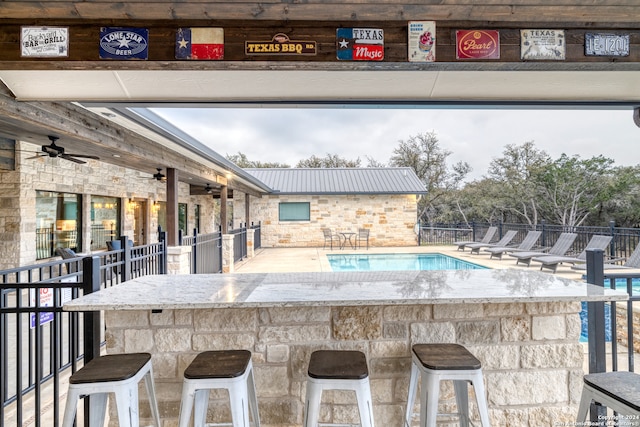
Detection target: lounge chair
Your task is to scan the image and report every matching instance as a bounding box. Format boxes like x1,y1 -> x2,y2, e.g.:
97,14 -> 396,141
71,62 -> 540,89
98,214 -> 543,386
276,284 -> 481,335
483,230 -> 542,260
466,230 -> 518,254
508,232 -> 578,267
572,242 -> 640,271
531,235 -> 612,273
454,226 -> 497,251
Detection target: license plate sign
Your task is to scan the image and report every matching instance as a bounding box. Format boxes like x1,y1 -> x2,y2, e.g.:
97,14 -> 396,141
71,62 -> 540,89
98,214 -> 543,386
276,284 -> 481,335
585,33 -> 629,57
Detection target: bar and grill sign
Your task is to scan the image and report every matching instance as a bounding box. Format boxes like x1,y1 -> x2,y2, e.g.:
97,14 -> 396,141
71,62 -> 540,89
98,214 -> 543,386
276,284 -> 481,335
21,27 -> 68,57
585,33 -> 629,57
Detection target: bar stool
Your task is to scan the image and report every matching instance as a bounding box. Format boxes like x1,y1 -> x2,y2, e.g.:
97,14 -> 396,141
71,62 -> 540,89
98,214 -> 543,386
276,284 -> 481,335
61,352 -> 161,427
405,344 -> 490,427
577,371 -> 640,422
303,350 -> 374,427
178,350 -> 260,427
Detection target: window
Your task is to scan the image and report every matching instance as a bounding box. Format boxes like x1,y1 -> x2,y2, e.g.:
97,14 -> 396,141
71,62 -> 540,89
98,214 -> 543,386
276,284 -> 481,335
178,203 -> 187,234
36,191 -> 82,259
279,202 -> 310,221
90,196 -> 120,251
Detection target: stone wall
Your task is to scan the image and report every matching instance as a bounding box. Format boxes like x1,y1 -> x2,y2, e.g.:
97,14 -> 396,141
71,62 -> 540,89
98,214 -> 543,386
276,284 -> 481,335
104,301 -> 584,426
0,141 -> 219,269
234,193 -> 419,247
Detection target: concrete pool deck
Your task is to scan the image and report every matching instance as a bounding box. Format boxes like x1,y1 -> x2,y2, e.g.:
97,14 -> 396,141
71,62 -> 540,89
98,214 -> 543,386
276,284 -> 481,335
235,244 -> 586,281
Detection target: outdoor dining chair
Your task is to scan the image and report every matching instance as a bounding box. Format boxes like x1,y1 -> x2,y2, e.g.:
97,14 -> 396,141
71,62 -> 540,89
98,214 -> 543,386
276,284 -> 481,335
356,228 -> 370,250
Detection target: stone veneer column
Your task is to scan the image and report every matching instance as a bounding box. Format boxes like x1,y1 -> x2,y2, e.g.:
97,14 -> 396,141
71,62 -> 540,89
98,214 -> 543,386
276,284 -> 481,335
246,228 -> 255,258
166,246 -> 192,274
222,234 -> 234,273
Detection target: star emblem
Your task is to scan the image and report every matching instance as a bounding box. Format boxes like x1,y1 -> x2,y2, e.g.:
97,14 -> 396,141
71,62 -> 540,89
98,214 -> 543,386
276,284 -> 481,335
178,37 -> 189,49
118,38 -> 131,48
339,39 -> 349,48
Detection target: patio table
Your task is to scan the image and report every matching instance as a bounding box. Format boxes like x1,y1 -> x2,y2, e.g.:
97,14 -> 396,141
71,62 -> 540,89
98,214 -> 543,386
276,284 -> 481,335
339,232 -> 356,249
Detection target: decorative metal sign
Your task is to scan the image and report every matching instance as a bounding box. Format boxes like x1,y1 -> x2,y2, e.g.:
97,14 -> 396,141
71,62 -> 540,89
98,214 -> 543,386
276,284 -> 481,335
521,29 -> 565,60
21,27 -> 68,57
176,28 -> 224,60
585,33 -> 629,57
245,33 -> 316,56
99,27 -> 148,59
408,21 -> 436,63
456,30 -> 500,60
336,28 -> 384,61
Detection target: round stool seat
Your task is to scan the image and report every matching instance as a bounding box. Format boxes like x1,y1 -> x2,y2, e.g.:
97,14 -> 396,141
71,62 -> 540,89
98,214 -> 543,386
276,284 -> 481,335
69,353 -> 151,384
304,350 -> 374,427
62,353 -> 161,427
405,344 -> 490,427
308,350 -> 369,380
412,343 -> 481,371
178,350 -> 260,427
185,350 -> 252,379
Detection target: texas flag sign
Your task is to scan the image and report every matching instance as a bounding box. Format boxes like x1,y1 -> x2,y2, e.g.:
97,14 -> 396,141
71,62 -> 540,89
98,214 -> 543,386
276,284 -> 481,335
176,28 -> 224,60
336,28 -> 384,61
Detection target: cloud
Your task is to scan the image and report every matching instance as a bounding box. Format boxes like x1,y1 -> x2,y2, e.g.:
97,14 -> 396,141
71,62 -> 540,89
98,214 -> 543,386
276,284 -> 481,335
152,107 -> 639,179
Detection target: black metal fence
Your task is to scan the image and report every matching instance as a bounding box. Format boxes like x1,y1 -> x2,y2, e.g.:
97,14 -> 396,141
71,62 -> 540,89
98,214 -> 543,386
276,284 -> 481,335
584,250 -> 639,422
251,222 -> 262,250
179,229 -> 223,274
230,224 -> 247,263
0,235 -> 167,427
418,221 -> 640,262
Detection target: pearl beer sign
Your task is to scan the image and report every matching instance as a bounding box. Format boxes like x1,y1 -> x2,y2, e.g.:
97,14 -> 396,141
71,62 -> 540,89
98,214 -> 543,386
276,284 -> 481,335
99,27 -> 149,60
456,30 -> 500,60
336,28 -> 384,61
21,27 -> 68,57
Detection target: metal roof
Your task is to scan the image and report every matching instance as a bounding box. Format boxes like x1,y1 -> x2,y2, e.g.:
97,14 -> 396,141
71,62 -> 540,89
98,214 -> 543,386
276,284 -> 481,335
245,168 -> 427,195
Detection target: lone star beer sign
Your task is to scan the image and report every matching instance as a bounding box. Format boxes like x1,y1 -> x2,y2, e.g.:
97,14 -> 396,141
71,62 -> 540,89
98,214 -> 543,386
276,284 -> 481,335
245,33 -> 316,56
336,28 -> 384,61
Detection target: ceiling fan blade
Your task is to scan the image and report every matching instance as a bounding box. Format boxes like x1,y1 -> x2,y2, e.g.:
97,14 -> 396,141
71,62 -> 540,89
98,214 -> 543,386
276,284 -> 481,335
60,154 -> 87,164
65,153 -> 100,160
25,153 -> 45,160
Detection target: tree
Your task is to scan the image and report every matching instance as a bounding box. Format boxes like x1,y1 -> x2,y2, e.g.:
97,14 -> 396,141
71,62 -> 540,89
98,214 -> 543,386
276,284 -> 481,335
486,141 -> 551,226
388,131 -> 470,224
296,153 -> 361,168
534,154 -> 616,227
225,152 -> 290,168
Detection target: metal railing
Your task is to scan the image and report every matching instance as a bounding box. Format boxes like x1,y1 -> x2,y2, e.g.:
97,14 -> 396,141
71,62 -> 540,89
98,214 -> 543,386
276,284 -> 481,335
179,229 -> 223,274
1,235 -> 167,427
251,222 -> 261,250
230,224 -> 247,263
418,221 -> 640,262
584,249 -> 639,423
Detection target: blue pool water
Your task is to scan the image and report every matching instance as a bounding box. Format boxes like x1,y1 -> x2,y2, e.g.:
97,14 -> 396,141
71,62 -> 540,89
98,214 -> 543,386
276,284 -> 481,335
579,278 -> 639,342
327,253 -> 487,272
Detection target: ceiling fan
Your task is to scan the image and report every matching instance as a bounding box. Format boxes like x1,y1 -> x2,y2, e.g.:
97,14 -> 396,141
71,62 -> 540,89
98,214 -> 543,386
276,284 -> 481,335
151,168 -> 166,181
28,136 -> 100,164
204,183 -> 213,193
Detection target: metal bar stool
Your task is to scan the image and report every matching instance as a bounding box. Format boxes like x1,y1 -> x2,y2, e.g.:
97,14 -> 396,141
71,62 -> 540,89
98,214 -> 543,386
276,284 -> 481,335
61,352 -> 161,427
178,350 -> 260,427
577,371 -> 640,423
405,344 -> 490,427
304,350 -> 374,427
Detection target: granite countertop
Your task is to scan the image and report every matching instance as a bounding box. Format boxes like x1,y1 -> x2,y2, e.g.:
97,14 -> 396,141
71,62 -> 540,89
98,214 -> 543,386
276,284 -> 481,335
63,269 -> 628,311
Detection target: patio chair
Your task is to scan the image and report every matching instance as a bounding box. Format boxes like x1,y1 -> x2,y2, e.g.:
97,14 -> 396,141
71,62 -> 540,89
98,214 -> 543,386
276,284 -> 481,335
483,230 -> 542,260
572,242 -> 640,271
453,226 -> 497,251
466,230 -> 518,255
356,228 -> 370,250
322,228 -> 342,250
508,232 -> 578,267
531,235 -> 612,273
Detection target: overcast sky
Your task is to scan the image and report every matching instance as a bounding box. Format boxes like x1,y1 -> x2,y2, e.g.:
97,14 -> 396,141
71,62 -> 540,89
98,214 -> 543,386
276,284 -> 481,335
151,107 -> 640,181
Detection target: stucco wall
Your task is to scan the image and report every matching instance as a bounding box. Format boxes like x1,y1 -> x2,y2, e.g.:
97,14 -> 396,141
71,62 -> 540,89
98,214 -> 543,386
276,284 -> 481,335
234,193 -> 419,247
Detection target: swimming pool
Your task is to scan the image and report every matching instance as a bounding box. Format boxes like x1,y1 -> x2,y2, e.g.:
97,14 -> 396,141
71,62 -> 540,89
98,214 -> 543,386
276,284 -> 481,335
327,253 -> 487,272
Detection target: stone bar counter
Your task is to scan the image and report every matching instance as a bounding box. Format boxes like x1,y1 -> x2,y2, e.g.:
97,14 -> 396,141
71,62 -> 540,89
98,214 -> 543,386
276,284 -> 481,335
64,269 -> 627,426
